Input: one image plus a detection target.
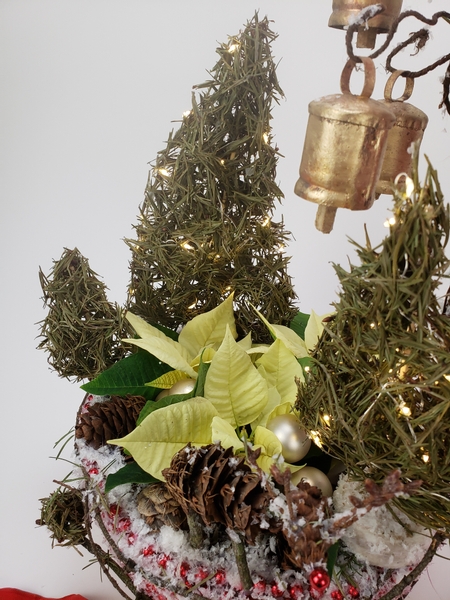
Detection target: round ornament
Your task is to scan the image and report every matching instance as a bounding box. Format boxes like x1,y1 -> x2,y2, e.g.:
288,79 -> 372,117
266,414 -> 311,463
155,389 -> 170,401
169,379 -> 196,395
291,466 -> 333,497
309,568 -> 330,594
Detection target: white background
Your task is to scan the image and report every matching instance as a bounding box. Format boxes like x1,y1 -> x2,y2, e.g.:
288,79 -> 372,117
1,1 -> 450,598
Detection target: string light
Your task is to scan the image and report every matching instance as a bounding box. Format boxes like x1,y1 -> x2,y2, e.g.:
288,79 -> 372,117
422,453 -> 430,463
181,241 -> 195,251
228,42 -> 239,53
182,110 -> 191,118
383,216 -> 396,228
399,403 -> 412,417
158,168 -> 170,177
262,216 -> 271,227
310,431 -> 323,448
262,132 -> 270,144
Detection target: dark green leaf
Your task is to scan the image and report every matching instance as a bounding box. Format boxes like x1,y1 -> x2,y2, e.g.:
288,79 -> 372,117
298,356 -> 313,372
326,541 -> 341,577
81,350 -> 172,400
105,462 -> 159,493
290,312 -> 310,340
194,358 -> 210,398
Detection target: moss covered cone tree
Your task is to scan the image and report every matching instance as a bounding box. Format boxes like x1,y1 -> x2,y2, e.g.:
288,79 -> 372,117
126,15 -> 297,342
296,162 -> 450,534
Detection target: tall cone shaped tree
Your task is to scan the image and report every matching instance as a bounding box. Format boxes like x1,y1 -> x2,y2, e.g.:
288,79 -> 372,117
126,15 -> 297,342
296,161 -> 450,534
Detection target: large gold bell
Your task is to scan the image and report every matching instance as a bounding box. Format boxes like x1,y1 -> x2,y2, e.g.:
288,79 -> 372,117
329,0 -> 403,49
294,58 -> 396,233
376,71 -> 428,196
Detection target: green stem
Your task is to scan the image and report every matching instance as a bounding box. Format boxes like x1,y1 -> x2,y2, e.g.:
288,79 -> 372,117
186,510 -> 204,549
230,533 -> 253,591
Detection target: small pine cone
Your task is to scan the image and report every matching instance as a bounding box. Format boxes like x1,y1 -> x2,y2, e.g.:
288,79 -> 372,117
163,443 -> 274,544
75,395 -> 146,449
137,482 -> 187,530
279,481 -> 333,570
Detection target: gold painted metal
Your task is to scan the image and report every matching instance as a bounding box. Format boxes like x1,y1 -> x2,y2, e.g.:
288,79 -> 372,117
328,0 -> 403,49
376,71 -> 429,195
294,58 -> 396,233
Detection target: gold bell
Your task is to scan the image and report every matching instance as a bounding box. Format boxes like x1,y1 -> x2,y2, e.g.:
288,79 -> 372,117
294,58 -> 396,233
328,0 -> 403,49
376,71 -> 428,196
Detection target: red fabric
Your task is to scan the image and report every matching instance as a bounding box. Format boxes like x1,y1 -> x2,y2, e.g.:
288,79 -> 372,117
0,590 -> 88,600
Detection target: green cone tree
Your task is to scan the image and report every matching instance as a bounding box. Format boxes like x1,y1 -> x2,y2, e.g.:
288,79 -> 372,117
38,248 -> 130,381
126,14 -> 297,342
296,161 -> 450,534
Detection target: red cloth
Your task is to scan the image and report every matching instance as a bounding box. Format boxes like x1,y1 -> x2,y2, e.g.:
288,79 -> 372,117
0,590 -> 88,600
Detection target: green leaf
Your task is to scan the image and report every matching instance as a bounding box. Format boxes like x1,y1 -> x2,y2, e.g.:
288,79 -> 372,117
326,541 -> 341,577
81,351 -> 172,400
194,357 -> 211,398
105,462 -> 159,493
109,397 -> 218,479
290,312 -> 310,340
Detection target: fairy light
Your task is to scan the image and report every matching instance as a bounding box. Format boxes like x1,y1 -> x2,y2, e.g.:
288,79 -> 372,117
182,110 -> 191,118
158,168 -> 170,177
370,322 -> 376,329
384,216 -> 396,228
262,216 -> 271,227
304,366 -> 310,373
444,374 -> 450,382
220,159 -> 225,165
188,302 -> 197,309
322,414 -> 331,424
422,453 -> 430,463
228,42 -> 239,53
262,132 -> 270,144
181,241 -> 195,251
395,172 -> 415,197
310,431 -> 323,448
399,402 -> 412,417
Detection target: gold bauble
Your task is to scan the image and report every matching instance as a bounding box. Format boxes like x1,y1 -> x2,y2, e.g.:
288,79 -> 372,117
168,378 -> 196,395
328,0 -> 403,49
291,466 -> 333,497
294,58 -> 396,233
376,71 -> 428,196
266,414 -> 311,463
155,389 -> 170,401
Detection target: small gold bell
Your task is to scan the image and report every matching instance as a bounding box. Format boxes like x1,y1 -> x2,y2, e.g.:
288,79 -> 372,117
294,58 -> 396,233
376,71 -> 428,196
328,0 -> 403,49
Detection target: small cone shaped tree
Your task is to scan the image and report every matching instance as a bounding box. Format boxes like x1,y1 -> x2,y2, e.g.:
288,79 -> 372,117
126,14 -> 297,342
38,248 -> 130,381
296,161 -> 450,534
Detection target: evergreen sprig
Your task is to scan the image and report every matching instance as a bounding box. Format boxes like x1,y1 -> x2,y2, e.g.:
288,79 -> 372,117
126,14 -> 297,343
296,159 -> 450,534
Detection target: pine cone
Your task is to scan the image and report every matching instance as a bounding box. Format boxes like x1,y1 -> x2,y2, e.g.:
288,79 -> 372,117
137,482 -> 187,530
75,395 -> 146,449
162,443 -> 275,544
277,479 -> 333,569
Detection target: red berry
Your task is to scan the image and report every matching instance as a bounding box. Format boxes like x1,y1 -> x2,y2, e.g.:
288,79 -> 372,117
348,586 -> 359,598
127,533 -> 136,545
180,562 -> 189,578
158,553 -> 170,568
215,570 -> 226,585
116,517 -> 131,532
331,591 -> 344,600
88,467 -> 99,475
108,504 -> 120,518
309,568 -> 330,594
143,545 -> 154,556
289,584 -> 304,599
253,580 -> 267,592
196,567 -> 209,581
271,583 -> 284,597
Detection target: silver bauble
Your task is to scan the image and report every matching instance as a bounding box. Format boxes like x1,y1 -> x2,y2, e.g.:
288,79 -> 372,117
266,414 -> 311,463
291,466 -> 333,497
168,378 -> 196,395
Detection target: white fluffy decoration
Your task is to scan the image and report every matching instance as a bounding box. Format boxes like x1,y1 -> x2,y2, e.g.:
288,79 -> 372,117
333,475 -> 430,568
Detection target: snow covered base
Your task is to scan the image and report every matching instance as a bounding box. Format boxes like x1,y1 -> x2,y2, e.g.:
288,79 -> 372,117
74,396 -> 420,600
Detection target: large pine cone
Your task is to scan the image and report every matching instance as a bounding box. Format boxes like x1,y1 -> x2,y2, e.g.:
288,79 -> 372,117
137,482 -> 187,530
75,395 -> 146,449
162,443 -> 275,544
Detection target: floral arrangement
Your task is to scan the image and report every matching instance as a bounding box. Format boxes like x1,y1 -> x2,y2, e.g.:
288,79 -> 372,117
37,13 -> 450,600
